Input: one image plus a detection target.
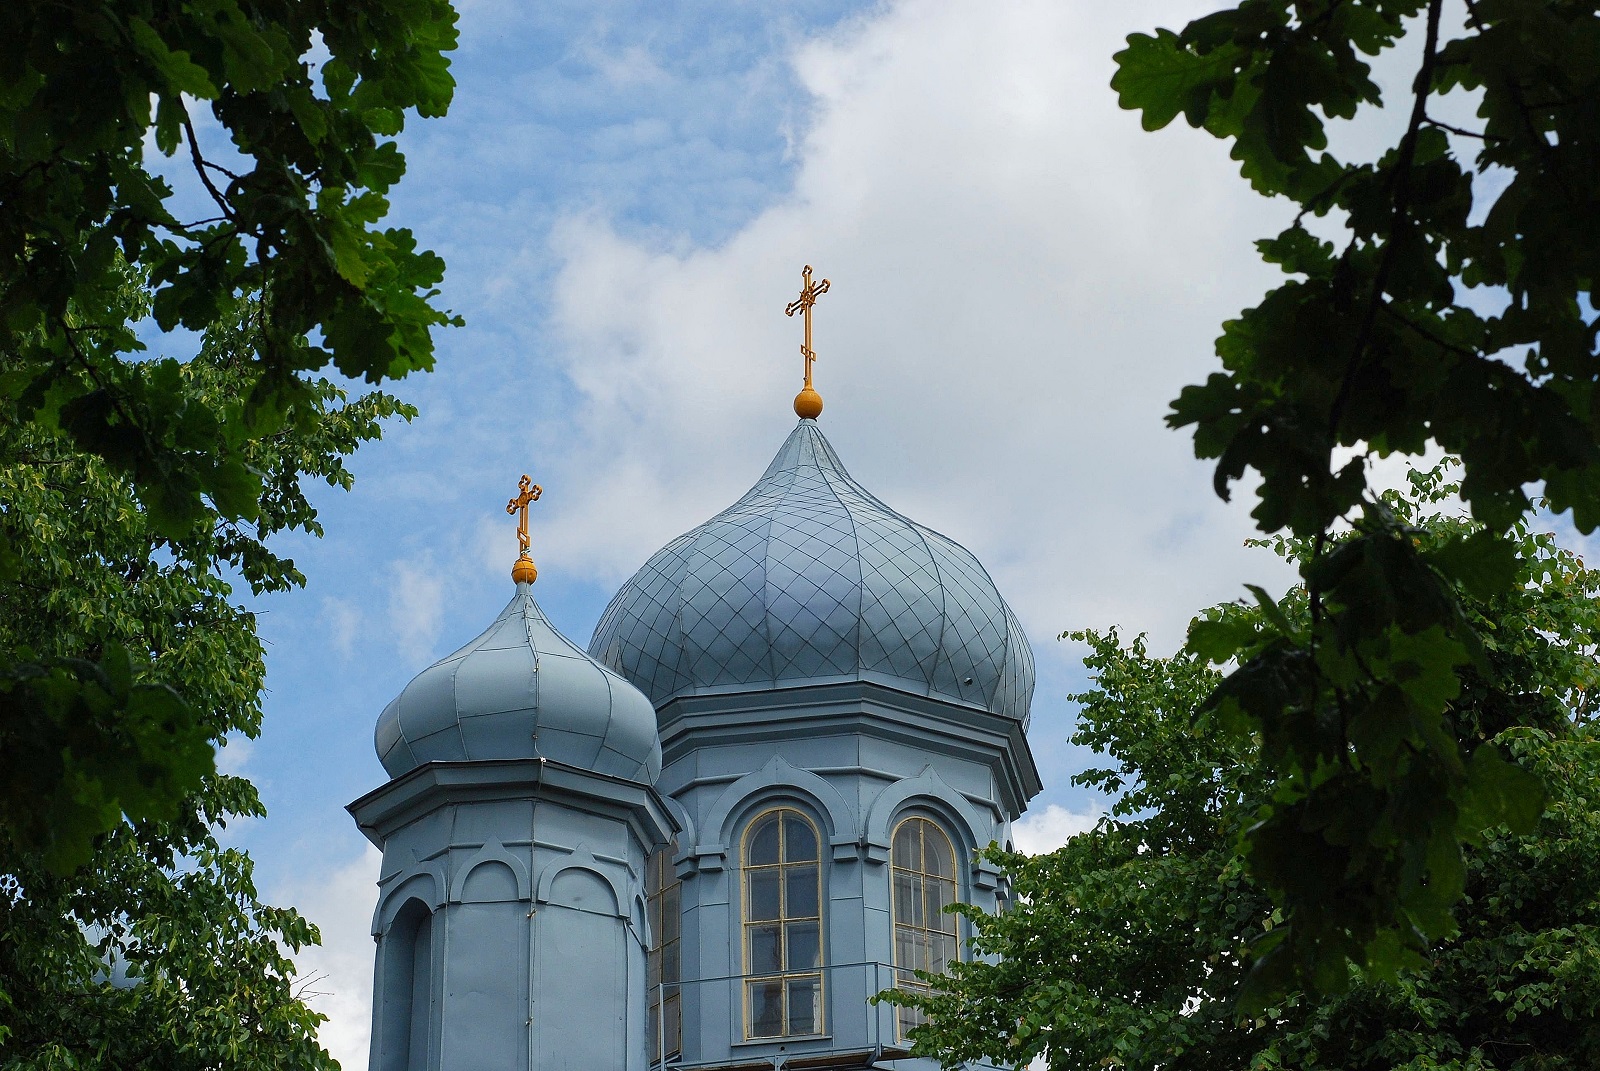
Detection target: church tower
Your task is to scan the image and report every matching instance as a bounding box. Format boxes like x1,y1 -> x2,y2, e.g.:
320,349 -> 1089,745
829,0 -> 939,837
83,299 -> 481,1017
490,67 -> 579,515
587,268 -> 1041,1067
349,482 -> 675,1071
351,268 -> 1037,1070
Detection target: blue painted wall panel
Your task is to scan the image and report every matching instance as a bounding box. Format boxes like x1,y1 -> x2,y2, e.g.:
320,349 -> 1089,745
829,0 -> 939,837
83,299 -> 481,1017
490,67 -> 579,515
442,901 -> 528,1069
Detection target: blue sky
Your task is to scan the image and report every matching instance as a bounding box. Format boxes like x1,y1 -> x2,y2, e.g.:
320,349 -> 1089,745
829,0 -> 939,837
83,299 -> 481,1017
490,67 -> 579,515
238,0 -> 876,868
188,0 -> 1355,1060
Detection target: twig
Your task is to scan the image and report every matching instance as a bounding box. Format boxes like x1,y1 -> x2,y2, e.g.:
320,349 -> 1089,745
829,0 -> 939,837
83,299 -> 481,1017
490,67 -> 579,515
1380,304 -> 1481,361
1421,116 -> 1496,142
181,109 -> 235,222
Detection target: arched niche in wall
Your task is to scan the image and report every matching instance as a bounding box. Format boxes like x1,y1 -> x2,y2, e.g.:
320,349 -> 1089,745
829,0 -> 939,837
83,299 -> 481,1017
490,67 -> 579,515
860,766 -> 995,884
449,840 -> 531,904
373,867 -> 446,936
376,896 -> 435,1071
695,756 -> 856,872
535,847 -> 628,918
547,867 -> 620,916
631,891 -> 648,942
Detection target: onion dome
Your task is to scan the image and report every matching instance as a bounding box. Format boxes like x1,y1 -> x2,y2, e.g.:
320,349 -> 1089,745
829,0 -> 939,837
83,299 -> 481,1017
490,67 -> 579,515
588,420 -> 1035,723
376,585 -> 662,784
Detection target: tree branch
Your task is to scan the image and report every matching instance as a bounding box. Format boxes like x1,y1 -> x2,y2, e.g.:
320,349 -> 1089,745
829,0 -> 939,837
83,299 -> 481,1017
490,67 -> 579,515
1380,304 -> 1481,361
1422,116 -> 1496,141
1326,0 -> 1445,442
181,110 -> 234,223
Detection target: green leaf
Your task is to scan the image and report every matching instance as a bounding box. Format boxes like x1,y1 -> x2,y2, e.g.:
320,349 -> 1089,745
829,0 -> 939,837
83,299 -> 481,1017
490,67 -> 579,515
1187,613 -> 1258,663
212,15 -> 283,92
1112,29 -> 1235,132
100,642 -> 132,702
1428,529 -> 1519,601
1462,744 -> 1545,836
206,457 -> 262,521
1244,584 -> 1299,640
1383,625 -> 1467,715
126,18 -> 218,98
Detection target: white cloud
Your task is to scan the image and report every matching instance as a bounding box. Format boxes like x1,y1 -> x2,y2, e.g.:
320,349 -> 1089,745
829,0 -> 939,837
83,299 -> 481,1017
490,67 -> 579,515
388,561 -> 447,664
322,597 -> 363,660
1012,802 -> 1102,855
531,0 -> 1298,654
215,735 -> 255,777
283,845 -> 382,1070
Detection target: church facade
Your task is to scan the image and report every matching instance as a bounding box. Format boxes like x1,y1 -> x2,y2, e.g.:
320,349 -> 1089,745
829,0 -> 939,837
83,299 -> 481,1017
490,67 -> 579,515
348,314 -> 1041,1069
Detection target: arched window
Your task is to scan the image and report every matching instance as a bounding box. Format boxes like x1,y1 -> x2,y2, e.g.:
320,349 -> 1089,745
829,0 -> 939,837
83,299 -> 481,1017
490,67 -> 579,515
742,808 -> 823,1039
646,846 -> 681,1063
890,816 -> 958,1039
378,898 -> 434,1071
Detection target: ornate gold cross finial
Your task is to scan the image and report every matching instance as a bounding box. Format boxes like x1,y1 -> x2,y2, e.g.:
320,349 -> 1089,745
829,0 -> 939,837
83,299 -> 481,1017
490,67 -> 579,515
784,264 -> 830,419
505,474 -> 543,584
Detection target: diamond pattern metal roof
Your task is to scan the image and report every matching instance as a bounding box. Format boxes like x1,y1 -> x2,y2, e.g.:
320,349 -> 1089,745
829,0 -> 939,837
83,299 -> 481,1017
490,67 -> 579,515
588,420 -> 1035,723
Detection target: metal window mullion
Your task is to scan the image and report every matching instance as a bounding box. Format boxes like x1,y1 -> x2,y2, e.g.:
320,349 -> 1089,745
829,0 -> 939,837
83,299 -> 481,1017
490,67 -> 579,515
776,858 -> 791,1033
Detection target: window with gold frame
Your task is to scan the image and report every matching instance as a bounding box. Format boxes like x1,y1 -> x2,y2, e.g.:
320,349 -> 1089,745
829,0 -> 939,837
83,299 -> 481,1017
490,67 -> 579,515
741,808 -> 823,1039
646,846 -> 681,1062
889,816 -> 958,1040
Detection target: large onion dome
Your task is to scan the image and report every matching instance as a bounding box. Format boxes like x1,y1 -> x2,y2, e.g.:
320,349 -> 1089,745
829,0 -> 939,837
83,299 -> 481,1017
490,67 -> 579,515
376,585 -> 662,784
589,419 -> 1035,723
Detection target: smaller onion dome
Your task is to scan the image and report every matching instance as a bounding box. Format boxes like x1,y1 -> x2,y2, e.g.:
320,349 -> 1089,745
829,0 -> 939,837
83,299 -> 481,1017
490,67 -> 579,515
375,585 -> 662,784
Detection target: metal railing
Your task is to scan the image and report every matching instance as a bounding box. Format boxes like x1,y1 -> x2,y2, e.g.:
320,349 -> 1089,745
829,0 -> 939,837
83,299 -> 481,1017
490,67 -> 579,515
649,960 -> 921,1070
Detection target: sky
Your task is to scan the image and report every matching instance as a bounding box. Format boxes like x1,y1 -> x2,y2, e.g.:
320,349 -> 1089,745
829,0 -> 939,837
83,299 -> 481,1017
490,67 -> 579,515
193,0 -> 1430,1062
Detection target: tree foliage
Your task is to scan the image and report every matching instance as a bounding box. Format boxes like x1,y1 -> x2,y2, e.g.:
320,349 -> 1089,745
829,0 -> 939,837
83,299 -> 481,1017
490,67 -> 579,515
888,469 -> 1600,1069
1112,0 -> 1600,996
1,0 -> 458,868
0,295 -> 411,1066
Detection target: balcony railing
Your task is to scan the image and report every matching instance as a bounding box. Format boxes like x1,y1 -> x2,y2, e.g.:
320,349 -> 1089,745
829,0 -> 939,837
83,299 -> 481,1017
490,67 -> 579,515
648,960 -> 922,1070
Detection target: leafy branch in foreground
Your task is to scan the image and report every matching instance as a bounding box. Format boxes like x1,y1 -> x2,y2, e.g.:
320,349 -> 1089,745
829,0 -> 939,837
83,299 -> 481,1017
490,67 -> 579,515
1113,0 -> 1600,997
1,297 -> 411,1066
1,0 -> 459,868
885,468 -> 1600,1069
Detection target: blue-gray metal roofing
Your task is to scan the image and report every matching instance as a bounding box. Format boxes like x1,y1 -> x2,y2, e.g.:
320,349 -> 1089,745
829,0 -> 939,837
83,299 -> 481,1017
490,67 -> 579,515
376,589 -> 662,784
588,420 -> 1035,724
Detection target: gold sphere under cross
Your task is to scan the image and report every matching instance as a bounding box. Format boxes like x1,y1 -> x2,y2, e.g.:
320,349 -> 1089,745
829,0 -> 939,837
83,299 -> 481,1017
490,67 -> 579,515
506,475 -> 543,584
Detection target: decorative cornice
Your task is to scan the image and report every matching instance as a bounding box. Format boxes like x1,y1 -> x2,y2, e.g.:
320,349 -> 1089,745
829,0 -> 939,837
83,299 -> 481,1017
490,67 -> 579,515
654,680 -> 1041,817
347,757 -> 678,851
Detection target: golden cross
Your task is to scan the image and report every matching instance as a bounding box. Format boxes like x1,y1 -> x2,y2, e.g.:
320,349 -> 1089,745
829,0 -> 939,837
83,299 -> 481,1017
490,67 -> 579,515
505,475 -> 543,583
784,264 -> 831,391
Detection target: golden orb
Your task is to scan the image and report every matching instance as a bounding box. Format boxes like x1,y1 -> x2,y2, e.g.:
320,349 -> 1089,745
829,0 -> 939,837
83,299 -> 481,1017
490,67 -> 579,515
793,386 -> 824,420
512,554 -> 538,585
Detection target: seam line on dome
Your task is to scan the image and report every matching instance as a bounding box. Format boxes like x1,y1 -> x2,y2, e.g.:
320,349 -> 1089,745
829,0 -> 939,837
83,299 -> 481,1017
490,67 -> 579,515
950,533 -> 1011,712
639,533 -> 688,705
761,452 -> 806,689
908,518 -> 948,702
447,628 -> 471,758
525,599 -> 542,757
665,527 -> 698,706
816,441 -> 865,680
599,657 -> 617,768
995,599 -> 1012,712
